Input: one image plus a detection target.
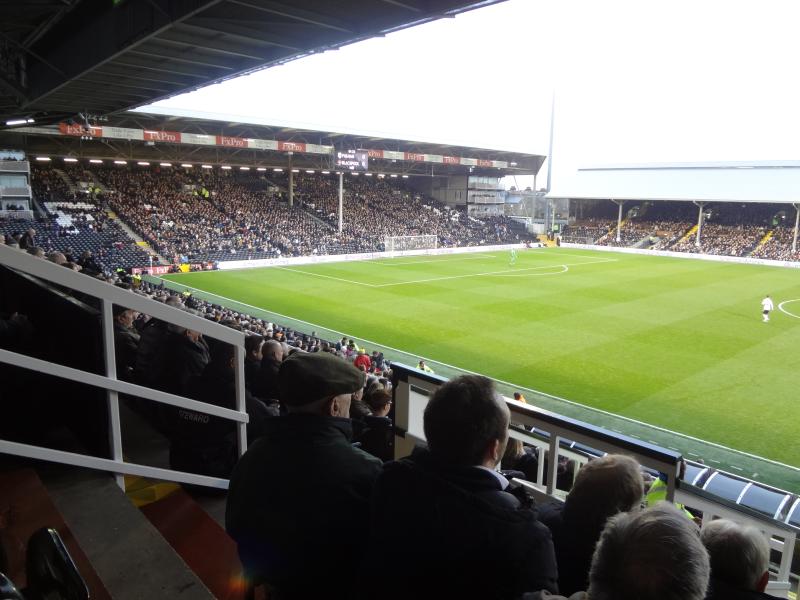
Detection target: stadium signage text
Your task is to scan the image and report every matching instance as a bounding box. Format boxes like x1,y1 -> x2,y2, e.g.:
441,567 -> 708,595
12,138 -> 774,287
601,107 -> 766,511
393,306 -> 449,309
278,141 -> 306,152
44,124 -> 511,168
335,150 -> 369,171
218,135 -> 248,148
144,130 -> 180,143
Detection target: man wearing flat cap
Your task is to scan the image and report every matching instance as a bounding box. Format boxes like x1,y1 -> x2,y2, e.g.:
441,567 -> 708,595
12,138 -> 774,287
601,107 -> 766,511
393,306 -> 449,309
226,351 -> 382,600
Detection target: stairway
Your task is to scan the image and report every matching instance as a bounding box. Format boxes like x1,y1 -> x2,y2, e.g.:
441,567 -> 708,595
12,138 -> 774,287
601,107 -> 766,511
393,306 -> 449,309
0,465 -> 218,599
598,219 -> 626,244
678,224 -> 698,244
105,211 -> 168,265
52,168 -> 78,195
0,400 -> 249,598
82,171 -> 108,194
751,229 -> 774,256
537,234 -> 557,247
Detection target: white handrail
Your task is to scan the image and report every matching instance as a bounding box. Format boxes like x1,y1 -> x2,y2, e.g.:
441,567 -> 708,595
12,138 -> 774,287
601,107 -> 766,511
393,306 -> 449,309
0,439 -> 229,490
676,488 -> 797,598
0,348 -> 249,423
0,243 -> 248,490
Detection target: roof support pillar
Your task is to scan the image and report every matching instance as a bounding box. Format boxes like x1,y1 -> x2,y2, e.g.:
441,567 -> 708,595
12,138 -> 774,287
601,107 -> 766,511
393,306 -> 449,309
793,203 -> 800,254
694,202 -> 706,247
288,153 -> 294,207
338,172 -> 344,234
613,199 -> 624,242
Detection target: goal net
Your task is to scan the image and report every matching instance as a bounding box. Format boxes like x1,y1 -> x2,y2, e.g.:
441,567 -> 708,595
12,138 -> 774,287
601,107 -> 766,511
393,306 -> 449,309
384,234 -> 438,257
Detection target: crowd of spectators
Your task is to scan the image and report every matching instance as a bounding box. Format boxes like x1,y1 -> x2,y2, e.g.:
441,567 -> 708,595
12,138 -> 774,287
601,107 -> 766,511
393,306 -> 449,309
560,201 -> 800,261
30,165 -> 72,203
560,220 -> 615,244
669,223 -> 765,256
594,219 -> 694,248
750,225 -> 800,261
26,165 -> 529,264
294,173 -> 524,249
3,166 -> 152,271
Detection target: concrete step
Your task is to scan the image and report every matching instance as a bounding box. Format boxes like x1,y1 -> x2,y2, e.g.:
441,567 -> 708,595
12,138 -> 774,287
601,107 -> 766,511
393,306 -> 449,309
39,465 -> 215,600
0,467 -> 110,598
105,213 -> 169,265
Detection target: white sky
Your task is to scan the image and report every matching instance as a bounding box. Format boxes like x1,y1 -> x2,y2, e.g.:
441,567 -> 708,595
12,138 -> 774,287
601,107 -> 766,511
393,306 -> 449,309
141,0 -> 800,190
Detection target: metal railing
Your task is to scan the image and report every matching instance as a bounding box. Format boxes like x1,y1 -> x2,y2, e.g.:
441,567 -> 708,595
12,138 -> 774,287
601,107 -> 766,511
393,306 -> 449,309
0,185 -> 32,197
0,244 -> 248,490
391,363 -> 681,498
675,485 -> 797,597
0,209 -> 34,219
0,161 -> 29,172
391,363 -> 797,598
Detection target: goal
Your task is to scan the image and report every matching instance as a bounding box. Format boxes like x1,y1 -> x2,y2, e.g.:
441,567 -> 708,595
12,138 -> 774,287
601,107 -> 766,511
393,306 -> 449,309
383,234 -> 438,257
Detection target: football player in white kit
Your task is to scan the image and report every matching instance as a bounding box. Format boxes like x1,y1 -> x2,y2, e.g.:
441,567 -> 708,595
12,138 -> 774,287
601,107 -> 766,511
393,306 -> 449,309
761,295 -> 774,322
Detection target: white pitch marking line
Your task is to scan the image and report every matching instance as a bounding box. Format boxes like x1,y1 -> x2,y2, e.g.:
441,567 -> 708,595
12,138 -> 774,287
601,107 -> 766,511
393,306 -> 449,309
778,298 -> 800,319
273,266 -> 377,287
374,255 -> 495,266
493,265 -> 569,277
372,258 -> 618,288
545,250 -> 625,261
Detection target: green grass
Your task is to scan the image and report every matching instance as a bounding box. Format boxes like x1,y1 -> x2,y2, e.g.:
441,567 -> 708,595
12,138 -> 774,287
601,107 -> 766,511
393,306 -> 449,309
162,248 -> 800,488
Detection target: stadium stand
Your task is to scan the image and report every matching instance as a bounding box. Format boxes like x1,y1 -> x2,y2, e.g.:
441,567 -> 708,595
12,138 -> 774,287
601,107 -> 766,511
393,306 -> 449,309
23,163 -> 532,265
3,0 -> 800,594
560,200 -> 800,261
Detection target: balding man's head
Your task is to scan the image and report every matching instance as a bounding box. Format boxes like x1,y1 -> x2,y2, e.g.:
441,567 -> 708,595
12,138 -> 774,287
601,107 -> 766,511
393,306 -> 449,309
262,340 -> 283,363
47,252 -> 66,265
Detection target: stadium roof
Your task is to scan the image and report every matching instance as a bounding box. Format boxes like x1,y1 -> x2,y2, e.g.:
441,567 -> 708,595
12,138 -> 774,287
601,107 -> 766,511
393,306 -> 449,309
0,0 -> 505,126
548,162 -> 800,205
4,111 -> 544,177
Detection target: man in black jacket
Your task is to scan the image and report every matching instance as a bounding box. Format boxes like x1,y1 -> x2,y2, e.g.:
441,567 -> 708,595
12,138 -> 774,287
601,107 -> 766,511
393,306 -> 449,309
113,305 -> 140,382
170,341 -> 276,479
226,351 -> 382,600
254,339 -> 282,403
359,374 -> 558,600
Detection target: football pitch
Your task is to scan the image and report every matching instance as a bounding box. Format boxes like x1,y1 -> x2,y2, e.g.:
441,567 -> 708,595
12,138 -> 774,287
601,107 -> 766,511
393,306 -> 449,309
162,248 -> 800,485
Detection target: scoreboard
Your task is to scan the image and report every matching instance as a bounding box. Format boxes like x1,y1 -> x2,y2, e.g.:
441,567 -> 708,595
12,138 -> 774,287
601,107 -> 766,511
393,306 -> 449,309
335,149 -> 369,171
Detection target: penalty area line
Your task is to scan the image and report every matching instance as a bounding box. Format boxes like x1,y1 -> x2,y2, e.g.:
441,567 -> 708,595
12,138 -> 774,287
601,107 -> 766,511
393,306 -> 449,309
492,265 -> 569,277
372,254 -> 496,266
272,266 -> 377,288
372,257 -> 618,288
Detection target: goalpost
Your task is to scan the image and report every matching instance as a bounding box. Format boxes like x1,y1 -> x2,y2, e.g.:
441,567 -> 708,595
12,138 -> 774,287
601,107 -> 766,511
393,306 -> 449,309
383,234 -> 438,257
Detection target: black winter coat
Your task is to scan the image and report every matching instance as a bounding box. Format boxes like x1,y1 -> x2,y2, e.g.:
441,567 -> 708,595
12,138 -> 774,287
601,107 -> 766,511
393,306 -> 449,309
169,363 -> 277,478
537,501 -> 603,597
253,357 -> 280,401
226,415 -> 382,600
359,449 -> 559,600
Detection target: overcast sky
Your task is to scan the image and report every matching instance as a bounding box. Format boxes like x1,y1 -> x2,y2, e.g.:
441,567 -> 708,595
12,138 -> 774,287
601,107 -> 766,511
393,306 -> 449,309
142,0 -> 800,190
